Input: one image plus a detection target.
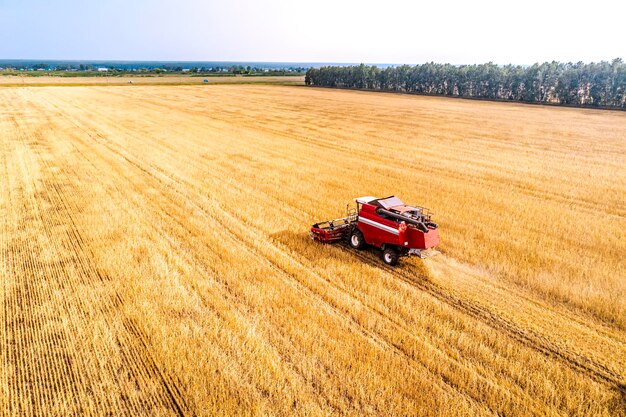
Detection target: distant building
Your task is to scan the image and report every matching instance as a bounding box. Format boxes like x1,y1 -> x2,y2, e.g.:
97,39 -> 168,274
182,68 -> 190,72
97,68 -> 108,72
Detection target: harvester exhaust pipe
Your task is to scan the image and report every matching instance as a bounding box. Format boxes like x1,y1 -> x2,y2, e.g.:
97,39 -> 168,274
375,208 -> 430,233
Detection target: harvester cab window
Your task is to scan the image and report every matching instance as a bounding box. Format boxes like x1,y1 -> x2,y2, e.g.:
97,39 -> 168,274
377,211 -> 393,221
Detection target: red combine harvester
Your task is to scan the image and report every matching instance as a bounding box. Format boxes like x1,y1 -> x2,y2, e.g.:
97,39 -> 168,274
310,196 -> 440,266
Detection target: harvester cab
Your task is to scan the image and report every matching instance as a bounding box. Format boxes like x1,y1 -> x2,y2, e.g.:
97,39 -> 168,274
311,196 -> 440,266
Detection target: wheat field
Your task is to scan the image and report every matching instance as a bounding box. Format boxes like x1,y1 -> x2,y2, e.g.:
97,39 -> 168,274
0,84 -> 624,416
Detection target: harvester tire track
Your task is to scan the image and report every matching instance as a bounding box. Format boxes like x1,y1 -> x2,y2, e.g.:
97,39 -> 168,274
342,245 -> 625,392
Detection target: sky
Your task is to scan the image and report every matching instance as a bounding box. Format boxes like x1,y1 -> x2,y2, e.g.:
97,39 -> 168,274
1,0 -> 624,65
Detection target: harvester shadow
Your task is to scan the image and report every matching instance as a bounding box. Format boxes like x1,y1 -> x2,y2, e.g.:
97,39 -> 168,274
268,229 -> 431,280
611,383 -> 626,414
268,229 -> 364,265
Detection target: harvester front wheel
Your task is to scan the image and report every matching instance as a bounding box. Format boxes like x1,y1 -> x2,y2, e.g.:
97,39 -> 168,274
383,247 -> 399,266
349,229 -> 365,250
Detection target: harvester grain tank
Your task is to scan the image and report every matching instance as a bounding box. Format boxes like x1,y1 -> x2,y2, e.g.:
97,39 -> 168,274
310,196 -> 440,265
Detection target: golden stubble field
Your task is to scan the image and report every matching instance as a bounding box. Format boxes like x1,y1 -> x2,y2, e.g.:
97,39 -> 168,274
0,84 -> 624,416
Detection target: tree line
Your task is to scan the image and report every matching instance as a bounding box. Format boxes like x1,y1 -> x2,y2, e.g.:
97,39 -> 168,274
305,59 -> 626,109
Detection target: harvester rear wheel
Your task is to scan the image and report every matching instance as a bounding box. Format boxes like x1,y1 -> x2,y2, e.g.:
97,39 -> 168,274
349,229 -> 365,250
383,247 -> 399,266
